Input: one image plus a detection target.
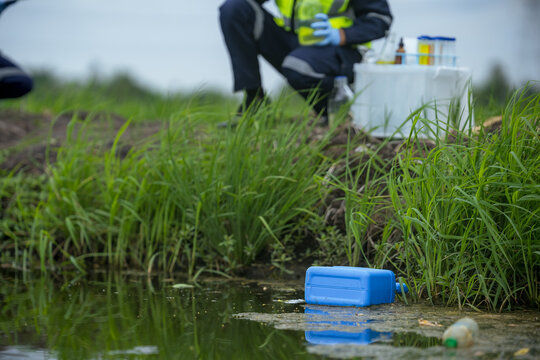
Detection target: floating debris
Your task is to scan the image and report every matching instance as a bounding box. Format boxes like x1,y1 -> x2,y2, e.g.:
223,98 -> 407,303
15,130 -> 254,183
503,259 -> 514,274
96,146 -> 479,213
108,346 -> 159,355
273,299 -> 306,304
172,283 -> 194,289
514,348 -> 530,357
418,319 -> 443,327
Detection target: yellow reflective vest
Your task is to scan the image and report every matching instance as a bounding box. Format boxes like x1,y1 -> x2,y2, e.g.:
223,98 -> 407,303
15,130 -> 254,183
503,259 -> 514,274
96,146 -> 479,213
274,0 -> 355,32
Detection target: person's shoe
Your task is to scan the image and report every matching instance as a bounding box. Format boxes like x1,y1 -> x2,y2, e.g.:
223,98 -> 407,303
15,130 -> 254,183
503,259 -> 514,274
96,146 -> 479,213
317,116 -> 329,127
237,87 -> 268,115
217,118 -> 239,129
218,87 -> 269,129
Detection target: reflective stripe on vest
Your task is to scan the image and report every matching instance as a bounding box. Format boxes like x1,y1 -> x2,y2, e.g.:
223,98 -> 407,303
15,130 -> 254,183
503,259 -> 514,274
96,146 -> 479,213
274,0 -> 354,32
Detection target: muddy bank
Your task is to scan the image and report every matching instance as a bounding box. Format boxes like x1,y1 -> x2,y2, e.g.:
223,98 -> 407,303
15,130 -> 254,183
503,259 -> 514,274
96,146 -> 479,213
0,109 -> 404,232
0,109 -> 163,174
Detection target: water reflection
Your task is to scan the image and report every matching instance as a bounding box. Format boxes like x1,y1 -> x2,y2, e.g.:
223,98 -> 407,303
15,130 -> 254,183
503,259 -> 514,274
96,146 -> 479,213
0,272 -> 313,360
305,306 -> 392,345
1,272 -> 539,360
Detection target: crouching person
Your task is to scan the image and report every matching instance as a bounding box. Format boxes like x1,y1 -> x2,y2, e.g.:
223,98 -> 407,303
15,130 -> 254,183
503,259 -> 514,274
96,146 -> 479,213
219,0 -> 392,123
0,53 -> 33,99
0,0 -> 32,99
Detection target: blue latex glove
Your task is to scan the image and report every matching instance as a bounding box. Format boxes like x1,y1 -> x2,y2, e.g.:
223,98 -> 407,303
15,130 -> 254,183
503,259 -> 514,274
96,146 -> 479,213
311,13 -> 342,46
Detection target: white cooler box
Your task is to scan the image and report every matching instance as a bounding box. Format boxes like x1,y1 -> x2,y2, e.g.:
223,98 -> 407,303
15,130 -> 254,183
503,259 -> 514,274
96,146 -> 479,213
351,64 -> 472,139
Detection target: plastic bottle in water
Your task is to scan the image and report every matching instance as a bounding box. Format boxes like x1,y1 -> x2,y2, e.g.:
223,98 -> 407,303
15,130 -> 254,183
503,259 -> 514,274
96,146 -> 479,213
327,76 -> 354,125
442,317 -> 479,348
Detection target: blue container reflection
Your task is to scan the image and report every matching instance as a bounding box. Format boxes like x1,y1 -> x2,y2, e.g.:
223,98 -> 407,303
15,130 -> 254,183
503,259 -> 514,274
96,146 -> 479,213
305,306 -> 393,345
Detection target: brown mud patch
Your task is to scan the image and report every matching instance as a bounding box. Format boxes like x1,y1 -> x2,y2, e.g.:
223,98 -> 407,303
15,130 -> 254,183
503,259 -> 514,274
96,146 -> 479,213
0,109 -> 503,175
0,109 -> 163,174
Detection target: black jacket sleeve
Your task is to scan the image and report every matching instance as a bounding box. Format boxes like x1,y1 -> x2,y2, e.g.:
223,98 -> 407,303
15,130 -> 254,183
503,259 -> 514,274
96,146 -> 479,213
343,0 -> 393,45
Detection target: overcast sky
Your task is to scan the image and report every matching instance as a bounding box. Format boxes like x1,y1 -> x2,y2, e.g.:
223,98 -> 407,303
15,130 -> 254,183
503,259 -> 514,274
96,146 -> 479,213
0,0 -> 538,94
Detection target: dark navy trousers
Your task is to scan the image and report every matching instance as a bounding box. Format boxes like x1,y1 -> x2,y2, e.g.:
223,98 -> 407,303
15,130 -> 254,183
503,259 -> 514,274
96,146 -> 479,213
219,0 -> 361,115
0,53 -> 33,99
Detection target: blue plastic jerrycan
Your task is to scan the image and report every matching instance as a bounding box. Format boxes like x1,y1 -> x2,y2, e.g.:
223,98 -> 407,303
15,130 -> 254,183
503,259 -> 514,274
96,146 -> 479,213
305,266 -> 408,307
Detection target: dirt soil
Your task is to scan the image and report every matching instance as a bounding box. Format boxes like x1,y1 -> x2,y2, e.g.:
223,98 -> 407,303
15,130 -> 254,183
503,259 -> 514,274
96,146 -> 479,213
0,109 -> 163,174
0,108 -> 411,174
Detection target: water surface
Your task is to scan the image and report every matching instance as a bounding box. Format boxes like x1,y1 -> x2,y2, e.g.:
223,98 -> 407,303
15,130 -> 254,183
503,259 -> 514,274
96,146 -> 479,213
1,272 -> 538,359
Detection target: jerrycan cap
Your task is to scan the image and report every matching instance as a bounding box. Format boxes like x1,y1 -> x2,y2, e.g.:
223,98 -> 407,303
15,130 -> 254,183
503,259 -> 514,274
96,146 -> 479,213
444,338 -> 458,348
395,282 -> 409,294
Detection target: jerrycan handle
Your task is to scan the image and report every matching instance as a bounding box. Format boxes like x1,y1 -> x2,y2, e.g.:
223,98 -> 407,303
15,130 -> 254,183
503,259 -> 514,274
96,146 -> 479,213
395,282 -> 409,294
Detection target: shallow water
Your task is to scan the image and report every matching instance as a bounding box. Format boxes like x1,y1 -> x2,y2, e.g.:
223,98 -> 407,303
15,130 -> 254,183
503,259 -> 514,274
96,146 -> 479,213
0,272 -> 538,359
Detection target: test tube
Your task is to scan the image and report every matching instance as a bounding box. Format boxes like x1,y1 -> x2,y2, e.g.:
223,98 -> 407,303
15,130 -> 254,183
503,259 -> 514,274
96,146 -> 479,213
433,37 -> 443,66
437,36 -> 456,66
445,37 -> 456,66
417,35 -> 434,65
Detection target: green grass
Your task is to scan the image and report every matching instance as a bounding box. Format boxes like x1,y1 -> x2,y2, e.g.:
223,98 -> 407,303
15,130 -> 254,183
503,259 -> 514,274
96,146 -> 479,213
3,70 -> 238,124
1,72 -> 538,310
344,86 -> 539,311
1,75 -> 337,277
